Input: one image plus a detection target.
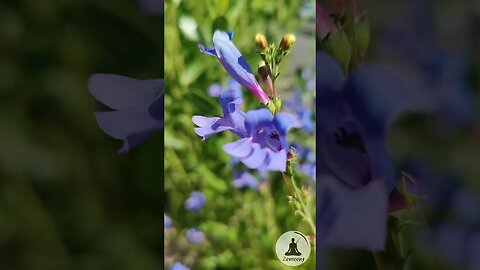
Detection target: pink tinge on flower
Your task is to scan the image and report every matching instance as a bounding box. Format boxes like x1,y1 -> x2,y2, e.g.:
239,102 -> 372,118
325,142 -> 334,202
328,0 -> 363,21
317,3 -> 337,41
199,31 -> 270,105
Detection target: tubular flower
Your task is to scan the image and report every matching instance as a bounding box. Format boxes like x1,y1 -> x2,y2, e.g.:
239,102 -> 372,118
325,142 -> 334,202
199,30 -> 270,105
316,51 -> 408,251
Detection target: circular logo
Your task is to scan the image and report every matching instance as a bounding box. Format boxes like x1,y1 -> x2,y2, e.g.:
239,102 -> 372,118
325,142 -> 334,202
275,231 -> 311,266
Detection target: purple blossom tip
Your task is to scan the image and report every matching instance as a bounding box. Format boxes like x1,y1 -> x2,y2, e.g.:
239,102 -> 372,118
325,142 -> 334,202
199,30 -> 269,105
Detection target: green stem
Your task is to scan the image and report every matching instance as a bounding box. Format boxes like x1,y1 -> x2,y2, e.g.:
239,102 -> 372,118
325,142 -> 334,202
282,172 -> 316,238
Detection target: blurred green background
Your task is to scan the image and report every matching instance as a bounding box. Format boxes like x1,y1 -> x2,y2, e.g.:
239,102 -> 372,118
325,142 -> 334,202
164,0 -> 316,269
0,0 -> 163,269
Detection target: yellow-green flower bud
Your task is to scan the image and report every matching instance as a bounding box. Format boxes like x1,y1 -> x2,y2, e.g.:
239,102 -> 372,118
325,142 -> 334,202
273,98 -> 282,113
322,30 -> 352,72
355,16 -> 370,58
279,33 -> 296,51
266,102 -> 276,114
254,33 -> 268,52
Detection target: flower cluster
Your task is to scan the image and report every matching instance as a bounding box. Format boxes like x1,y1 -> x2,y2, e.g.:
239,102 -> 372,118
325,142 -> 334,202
194,30 -> 299,172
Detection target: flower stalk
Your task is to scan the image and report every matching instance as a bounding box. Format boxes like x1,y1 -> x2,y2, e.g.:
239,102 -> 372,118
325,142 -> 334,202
283,153 -> 316,247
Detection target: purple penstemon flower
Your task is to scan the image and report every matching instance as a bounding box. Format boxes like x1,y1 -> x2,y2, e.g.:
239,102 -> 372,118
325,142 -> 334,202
232,171 -> 259,189
170,262 -> 189,270
193,88 -> 295,172
184,191 -> 206,212
199,30 -> 270,105
164,214 -> 172,230
316,51 -> 408,251
223,108 -> 295,172
284,89 -> 314,133
88,74 -> 164,154
208,79 -> 241,98
187,228 -> 205,244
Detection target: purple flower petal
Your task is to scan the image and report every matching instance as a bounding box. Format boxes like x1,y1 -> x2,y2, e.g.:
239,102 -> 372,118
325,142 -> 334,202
88,74 -> 163,110
223,138 -> 253,159
233,172 -> 259,189
265,149 -> 287,171
316,51 -> 344,92
317,177 -> 388,250
245,109 -> 274,136
273,113 -> 296,136
94,95 -> 163,154
241,144 -> 267,169
199,43 -> 217,57
192,116 -> 231,140
345,66 -> 408,137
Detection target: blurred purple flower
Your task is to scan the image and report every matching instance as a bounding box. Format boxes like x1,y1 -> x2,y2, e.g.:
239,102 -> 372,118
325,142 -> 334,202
187,228 -> 205,244
185,191 -> 206,212
378,0 -> 477,129
449,187 -> 480,224
199,30 -> 270,105
233,172 -> 259,189
170,263 -> 189,270
284,89 -> 314,133
301,151 -> 316,181
137,0 -> 163,15
316,51 -> 408,250
434,223 -> 473,267
164,214 -> 172,230
291,143 -> 316,181
88,74 -> 163,154
208,83 -> 223,97
471,234 -> 480,270
208,79 -> 242,98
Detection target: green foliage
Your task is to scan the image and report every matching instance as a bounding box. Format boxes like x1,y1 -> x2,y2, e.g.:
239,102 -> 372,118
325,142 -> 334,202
0,0 -> 163,269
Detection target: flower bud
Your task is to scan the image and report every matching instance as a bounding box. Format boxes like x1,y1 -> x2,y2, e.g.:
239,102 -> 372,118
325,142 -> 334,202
257,61 -> 274,97
266,102 -> 276,114
279,34 -> 296,51
322,30 -> 352,72
273,98 -> 282,113
254,33 -> 268,52
355,16 -> 370,58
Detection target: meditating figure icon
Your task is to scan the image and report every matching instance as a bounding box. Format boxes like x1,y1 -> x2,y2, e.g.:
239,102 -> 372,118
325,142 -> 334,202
284,238 -> 302,256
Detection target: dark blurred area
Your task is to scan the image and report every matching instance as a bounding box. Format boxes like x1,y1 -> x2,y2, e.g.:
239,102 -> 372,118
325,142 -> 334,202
0,0 -> 163,269
319,0 -> 480,269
